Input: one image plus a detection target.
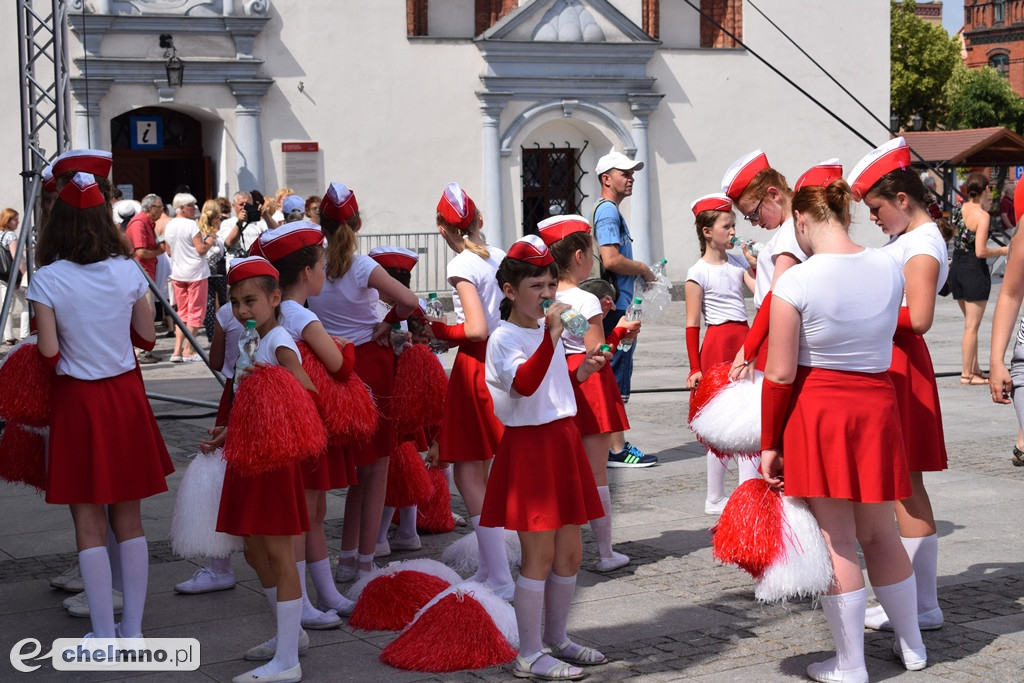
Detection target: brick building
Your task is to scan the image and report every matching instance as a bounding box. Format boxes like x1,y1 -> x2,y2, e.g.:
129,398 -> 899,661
963,0 -> 1024,96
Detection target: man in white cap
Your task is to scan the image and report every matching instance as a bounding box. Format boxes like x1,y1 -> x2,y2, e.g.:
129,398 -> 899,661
591,150 -> 658,468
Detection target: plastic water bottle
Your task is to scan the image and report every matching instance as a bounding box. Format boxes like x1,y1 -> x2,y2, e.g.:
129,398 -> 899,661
731,237 -> 764,258
618,297 -> 643,352
234,319 -> 259,389
542,299 -> 590,338
651,258 -> 668,279
391,322 -> 411,356
637,259 -> 671,320
425,293 -> 449,353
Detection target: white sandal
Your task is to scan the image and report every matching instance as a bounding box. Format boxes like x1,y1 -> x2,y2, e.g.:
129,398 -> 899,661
512,651 -> 585,680
545,639 -> 608,666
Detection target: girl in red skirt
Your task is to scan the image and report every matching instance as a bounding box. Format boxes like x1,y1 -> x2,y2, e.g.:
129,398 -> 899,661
253,222 -> 357,626
684,194 -> 757,514
481,235 -> 608,680
28,172 -> 170,641
306,183 -> 419,582
212,256 -> 317,683
537,215 -> 638,573
720,151 -> 808,378
427,182 -> 515,598
760,176 -> 925,681
851,138 -> 949,633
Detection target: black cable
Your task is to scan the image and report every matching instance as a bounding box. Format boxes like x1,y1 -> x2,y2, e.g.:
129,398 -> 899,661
155,412 -> 218,420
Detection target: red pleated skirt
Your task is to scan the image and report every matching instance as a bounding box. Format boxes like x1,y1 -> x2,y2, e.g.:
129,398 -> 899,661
348,341 -> 396,468
782,366 -> 911,503
480,418 -> 604,531
302,436 -> 357,490
566,354 -> 629,436
217,461 -> 309,536
701,321 -> 749,368
438,339 -> 503,462
46,370 -> 171,505
889,331 -> 948,472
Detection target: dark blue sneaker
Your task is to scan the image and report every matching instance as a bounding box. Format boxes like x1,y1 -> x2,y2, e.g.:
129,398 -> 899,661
607,442 -> 658,468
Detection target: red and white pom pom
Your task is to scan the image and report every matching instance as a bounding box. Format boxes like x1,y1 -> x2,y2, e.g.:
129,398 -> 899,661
392,345 -> 447,433
334,371 -> 379,443
414,466 -> 455,534
222,365 -> 327,476
755,496 -> 834,603
379,582 -> 517,672
348,557 -> 462,602
689,365 -> 763,459
0,423 -> 47,492
347,559 -> 461,631
0,338 -> 54,427
385,440 -> 433,508
170,449 -> 244,559
687,362 -> 733,425
440,529 -> 522,575
295,340 -> 350,438
711,478 -> 785,579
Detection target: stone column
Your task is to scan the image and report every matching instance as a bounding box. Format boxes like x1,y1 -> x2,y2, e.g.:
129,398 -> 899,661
228,79 -> 274,192
628,94 -> 664,266
70,78 -> 113,150
479,93 -> 512,247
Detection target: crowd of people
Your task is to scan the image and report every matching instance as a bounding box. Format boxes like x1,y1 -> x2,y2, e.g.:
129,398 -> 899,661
2,138 -> 1022,683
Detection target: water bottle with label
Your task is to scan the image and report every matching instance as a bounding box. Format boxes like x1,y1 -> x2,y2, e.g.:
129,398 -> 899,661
234,319 -> 260,389
618,297 -> 643,352
542,299 -> 590,338
731,237 -> 764,258
425,293 -> 449,353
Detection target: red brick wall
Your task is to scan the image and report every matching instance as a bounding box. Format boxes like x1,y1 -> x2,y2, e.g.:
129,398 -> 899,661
963,0 -> 1024,97
643,0 -> 660,39
475,0 -> 518,36
700,0 -> 742,48
407,0 -> 428,36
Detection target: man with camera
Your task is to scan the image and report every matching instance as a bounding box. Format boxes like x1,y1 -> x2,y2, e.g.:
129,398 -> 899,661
219,189 -> 277,263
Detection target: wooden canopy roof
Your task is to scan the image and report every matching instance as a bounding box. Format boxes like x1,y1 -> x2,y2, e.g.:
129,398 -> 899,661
900,127 -> 1024,166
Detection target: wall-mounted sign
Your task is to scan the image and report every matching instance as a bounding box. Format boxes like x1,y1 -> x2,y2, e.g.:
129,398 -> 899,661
130,116 -> 163,150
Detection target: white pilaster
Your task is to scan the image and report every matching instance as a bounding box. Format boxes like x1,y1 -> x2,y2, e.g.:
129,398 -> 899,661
228,79 -> 274,192
628,94 -> 663,266
479,93 -> 512,248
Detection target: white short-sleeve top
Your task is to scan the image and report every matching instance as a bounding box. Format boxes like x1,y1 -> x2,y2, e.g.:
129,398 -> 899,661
253,325 -> 301,367
880,222 -> 950,304
754,217 -> 808,307
27,256 -> 147,380
486,322 -> 576,426
307,254 -> 380,346
555,286 -> 603,354
216,303 -> 243,378
279,299 -> 320,343
773,249 -> 903,373
447,247 -> 507,336
165,216 -> 210,282
685,252 -> 750,325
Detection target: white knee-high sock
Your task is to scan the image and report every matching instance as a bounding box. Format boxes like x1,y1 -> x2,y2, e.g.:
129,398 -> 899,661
706,450 -> 727,503
514,576 -> 545,657
542,572 -> 577,647
873,575 -> 925,653
253,597 -> 301,675
478,524 -> 513,589
295,560 -> 314,610
469,515 -> 488,583
902,535 -> 940,614
79,546 -> 116,638
378,506 -> 395,545
738,456 -> 760,483
307,558 -> 346,608
117,537 -> 149,638
398,506 -> 418,539
819,589 -> 866,672
106,525 -> 122,593
590,486 -> 615,559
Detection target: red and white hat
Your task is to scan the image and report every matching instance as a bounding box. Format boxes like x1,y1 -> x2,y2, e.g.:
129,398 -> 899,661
722,150 -> 770,201
505,234 -> 554,267
690,193 -> 733,217
437,182 -> 477,231
228,255 -> 279,286
250,221 -> 324,263
51,149 -> 113,179
369,245 -> 419,272
848,137 -> 911,201
321,182 -> 358,222
536,214 -> 590,246
794,159 -> 843,192
42,164 -> 56,193
58,172 -> 105,209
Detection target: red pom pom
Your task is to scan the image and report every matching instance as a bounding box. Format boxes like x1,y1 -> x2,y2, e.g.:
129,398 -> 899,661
295,340 -> 350,438
380,590 -> 517,672
0,343 -> 55,426
223,365 -> 327,475
0,423 -> 46,491
392,345 -> 447,433
386,440 -> 433,508
711,478 -> 785,578
335,372 -> 379,443
349,570 -> 451,632
687,361 -> 732,425
415,466 -> 455,534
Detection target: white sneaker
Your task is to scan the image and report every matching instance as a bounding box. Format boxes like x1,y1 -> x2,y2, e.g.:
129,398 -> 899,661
300,605 -> 341,630
594,551 -> 630,573
388,533 -> 422,552
318,595 -> 356,617
334,560 -> 358,583
50,563 -> 82,591
893,642 -> 927,671
865,604 -> 944,631
452,512 -> 467,527
374,540 -> 391,558
64,590 -> 123,617
704,497 -> 728,515
174,566 -> 236,594
232,663 -> 302,683
243,630 -> 309,661
806,658 -> 868,683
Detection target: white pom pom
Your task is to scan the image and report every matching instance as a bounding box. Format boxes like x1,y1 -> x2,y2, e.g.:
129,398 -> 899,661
454,580 -> 518,647
503,530 -> 522,568
755,496 -> 834,603
346,557 -> 461,601
690,371 -> 763,457
440,532 -> 479,574
170,450 -> 244,559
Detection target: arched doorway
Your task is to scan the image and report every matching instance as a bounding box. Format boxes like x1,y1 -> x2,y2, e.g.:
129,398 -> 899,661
110,107 -> 212,204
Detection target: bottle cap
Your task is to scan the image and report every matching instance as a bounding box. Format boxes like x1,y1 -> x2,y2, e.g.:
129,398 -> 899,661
659,258 -> 667,265
428,292 -> 438,300
244,319 -> 257,329
541,299 -> 552,310
392,322 -> 401,330
599,344 -> 611,353
633,297 -> 642,304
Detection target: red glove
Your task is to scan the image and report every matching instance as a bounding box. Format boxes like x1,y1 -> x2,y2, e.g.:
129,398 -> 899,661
383,308 -> 404,324
896,306 -> 914,335
430,321 -> 469,343
761,378 -> 794,452
331,343 -> 356,381
512,333 -> 555,397
743,291 -> 773,362
605,326 -> 628,351
130,326 -> 155,352
685,326 -> 701,377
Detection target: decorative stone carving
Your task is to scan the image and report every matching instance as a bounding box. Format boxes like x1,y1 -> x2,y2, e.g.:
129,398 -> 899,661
243,0 -> 269,16
126,0 -> 215,14
532,0 -> 605,43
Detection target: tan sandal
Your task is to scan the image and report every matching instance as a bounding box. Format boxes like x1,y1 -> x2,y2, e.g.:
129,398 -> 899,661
512,651 -> 585,680
960,373 -> 987,385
